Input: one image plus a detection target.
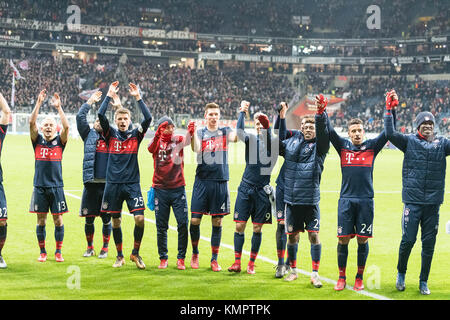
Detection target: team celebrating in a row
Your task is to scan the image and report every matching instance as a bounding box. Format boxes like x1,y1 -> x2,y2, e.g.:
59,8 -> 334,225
0,81 -> 448,296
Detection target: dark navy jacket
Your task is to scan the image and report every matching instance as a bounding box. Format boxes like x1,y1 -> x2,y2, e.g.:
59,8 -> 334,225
280,113 -> 329,205
384,111 -> 450,205
76,102 -> 108,184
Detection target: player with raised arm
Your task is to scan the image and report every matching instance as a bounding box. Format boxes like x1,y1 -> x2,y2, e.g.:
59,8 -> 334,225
227,101 -> 281,274
272,102 -> 299,278
321,93 -> 395,291
76,91 -> 112,259
384,90 -> 450,295
0,93 -> 11,268
98,81 -> 152,269
148,116 -> 195,270
189,102 -> 238,271
29,90 -> 70,263
279,99 -> 329,287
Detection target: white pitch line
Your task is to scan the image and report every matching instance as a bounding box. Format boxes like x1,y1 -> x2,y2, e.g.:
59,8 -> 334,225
65,191 -> 392,300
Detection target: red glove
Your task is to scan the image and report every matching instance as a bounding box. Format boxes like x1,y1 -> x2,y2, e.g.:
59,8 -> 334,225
187,121 -> 196,136
148,121 -> 168,153
316,94 -> 328,115
257,114 -> 270,129
385,91 -> 399,110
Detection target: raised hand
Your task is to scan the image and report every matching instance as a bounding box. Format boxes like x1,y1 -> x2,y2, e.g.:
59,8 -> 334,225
107,81 -> 119,98
87,91 -> 102,105
187,121 -> 196,136
279,101 -> 288,118
385,90 -> 399,110
239,100 -> 250,113
129,83 -> 141,100
36,89 -> 47,106
51,93 -> 61,109
111,92 -> 122,110
315,94 -> 328,115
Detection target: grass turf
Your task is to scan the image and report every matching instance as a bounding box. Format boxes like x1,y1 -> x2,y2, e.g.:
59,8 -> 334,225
0,134 -> 448,300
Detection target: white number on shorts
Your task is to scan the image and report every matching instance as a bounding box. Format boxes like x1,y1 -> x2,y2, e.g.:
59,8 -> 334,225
220,202 -> 226,211
361,223 -> 372,234
313,218 -> 319,229
0,207 -> 6,218
58,201 -> 66,212
134,197 -> 144,207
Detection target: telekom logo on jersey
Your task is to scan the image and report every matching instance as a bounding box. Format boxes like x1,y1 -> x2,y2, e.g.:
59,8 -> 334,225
202,136 -> 227,152
108,137 -> 139,154
35,145 -> 63,161
341,149 -> 374,167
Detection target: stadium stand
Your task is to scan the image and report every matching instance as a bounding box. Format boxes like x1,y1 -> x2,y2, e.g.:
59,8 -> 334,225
0,0 -> 448,135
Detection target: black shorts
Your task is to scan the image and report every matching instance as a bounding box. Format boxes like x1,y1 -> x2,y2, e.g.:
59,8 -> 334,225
101,182 -> 145,218
285,203 -> 320,234
234,181 -> 272,225
80,183 -> 106,217
337,198 -> 374,238
29,186 -> 68,215
191,179 -> 230,218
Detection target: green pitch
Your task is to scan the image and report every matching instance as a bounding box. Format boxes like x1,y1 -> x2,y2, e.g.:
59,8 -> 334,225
0,134 -> 449,300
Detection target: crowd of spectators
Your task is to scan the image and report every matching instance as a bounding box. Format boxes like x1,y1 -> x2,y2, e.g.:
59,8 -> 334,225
0,0 -> 448,39
0,54 -> 295,121
330,75 -> 449,134
0,50 -> 448,135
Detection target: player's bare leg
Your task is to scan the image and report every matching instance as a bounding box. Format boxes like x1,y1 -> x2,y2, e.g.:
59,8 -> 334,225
309,232 -> 322,288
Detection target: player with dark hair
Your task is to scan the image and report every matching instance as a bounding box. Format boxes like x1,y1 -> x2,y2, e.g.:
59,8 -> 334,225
76,91 -> 112,259
98,81 -> 152,269
29,90 -> 70,263
227,101 -> 281,274
321,93 -> 395,291
189,102 -> 238,271
279,98 -> 329,286
148,116 -> 195,270
0,93 -> 11,268
384,90 -> 450,295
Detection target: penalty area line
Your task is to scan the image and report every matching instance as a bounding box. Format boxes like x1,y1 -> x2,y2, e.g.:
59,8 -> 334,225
64,191 -> 392,301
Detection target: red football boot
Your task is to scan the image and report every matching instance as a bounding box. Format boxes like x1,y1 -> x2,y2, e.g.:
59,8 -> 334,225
228,261 -> 241,273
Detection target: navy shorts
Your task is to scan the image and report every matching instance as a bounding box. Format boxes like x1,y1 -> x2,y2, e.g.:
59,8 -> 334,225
0,183 -> 7,221
80,183 -> 105,217
275,185 -> 285,222
401,203 -> 440,244
285,203 -> 320,234
155,186 -> 189,228
337,198 -> 374,238
234,181 -> 272,225
29,186 -> 68,215
191,179 -> 230,218
101,182 -> 145,218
